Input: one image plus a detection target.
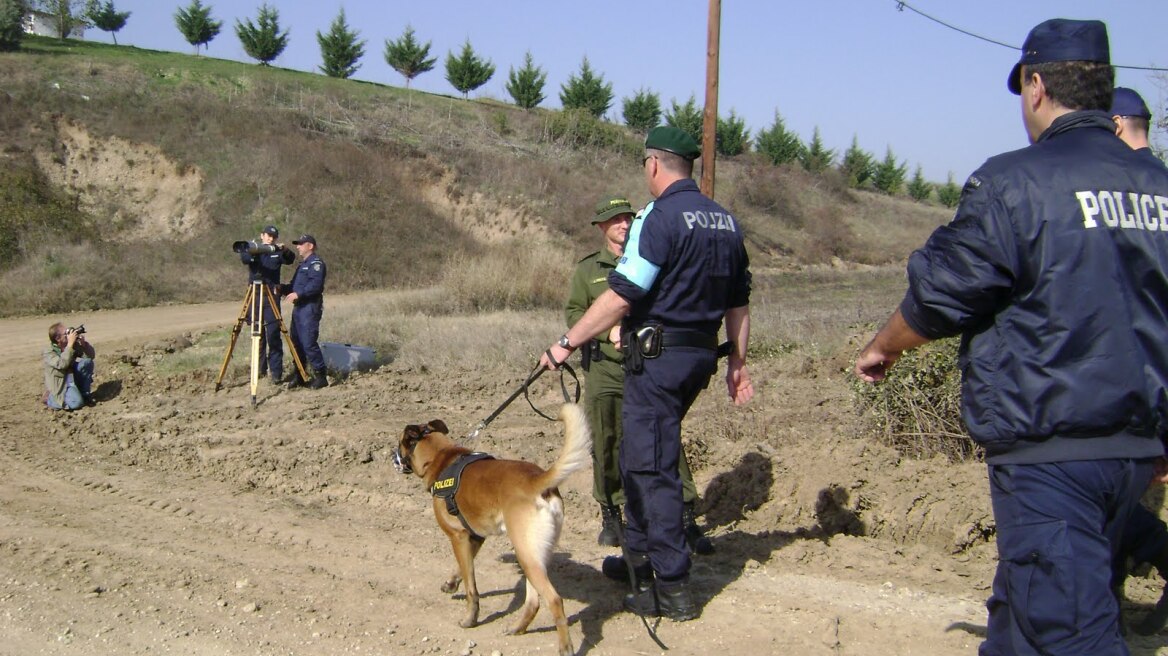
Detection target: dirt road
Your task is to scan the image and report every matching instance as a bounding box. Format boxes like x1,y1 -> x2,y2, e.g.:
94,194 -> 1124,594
2,302 -> 1166,656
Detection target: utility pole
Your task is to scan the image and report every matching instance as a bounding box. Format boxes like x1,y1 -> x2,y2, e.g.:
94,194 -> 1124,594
700,0 -> 721,197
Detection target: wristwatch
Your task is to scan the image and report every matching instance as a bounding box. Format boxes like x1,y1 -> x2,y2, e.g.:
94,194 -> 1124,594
557,334 -> 573,350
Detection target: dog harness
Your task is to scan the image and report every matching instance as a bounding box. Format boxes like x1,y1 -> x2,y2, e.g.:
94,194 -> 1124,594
430,452 -> 495,540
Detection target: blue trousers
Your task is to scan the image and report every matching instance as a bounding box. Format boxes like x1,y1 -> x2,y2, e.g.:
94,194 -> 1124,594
620,348 -> 715,583
980,458 -> 1154,656
46,357 -> 94,411
290,302 -> 325,374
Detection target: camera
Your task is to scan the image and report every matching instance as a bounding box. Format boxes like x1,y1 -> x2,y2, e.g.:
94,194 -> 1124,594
232,240 -> 280,256
68,324 -> 86,335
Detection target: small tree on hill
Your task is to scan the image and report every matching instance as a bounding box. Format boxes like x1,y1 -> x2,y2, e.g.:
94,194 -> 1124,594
755,110 -> 803,166
174,0 -> 221,55
622,88 -> 660,134
800,126 -> 835,173
383,25 -> 435,89
664,95 -> 703,145
0,0 -> 27,51
505,51 -> 546,109
35,0 -> 86,39
235,3 -> 288,66
559,57 -> 613,119
316,8 -> 364,79
85,0 -> 129,44
716,110 -> 750,156
839,135 -> 874,189
937,173 -> 962,208
907,165 -> 932,202
873,146 -> 908,195
444,39 -> 494,99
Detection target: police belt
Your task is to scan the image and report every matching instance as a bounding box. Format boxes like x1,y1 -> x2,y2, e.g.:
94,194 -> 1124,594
661,331 -> 719,351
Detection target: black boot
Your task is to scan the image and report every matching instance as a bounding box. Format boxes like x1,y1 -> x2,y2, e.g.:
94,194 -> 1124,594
598,504 -> 623,547
684,502 -> 714,555
307,372 -> 329,389
623,578 -> 699,622
601,552 -> 653,592
1133,548 -> 1168,635
287,374 -> 305,390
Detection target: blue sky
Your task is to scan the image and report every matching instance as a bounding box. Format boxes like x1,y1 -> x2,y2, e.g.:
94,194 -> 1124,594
82,0 -> 1165,182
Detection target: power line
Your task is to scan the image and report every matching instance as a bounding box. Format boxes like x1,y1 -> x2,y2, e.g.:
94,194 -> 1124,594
893,1 -> 1168,73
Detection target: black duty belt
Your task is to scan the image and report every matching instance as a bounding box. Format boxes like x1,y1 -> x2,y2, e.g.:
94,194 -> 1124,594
661,331 -> 718,350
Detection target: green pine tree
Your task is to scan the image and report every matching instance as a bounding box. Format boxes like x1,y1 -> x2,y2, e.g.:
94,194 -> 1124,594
872,146 -> 908,195
316,8 -> 364,79
800,127 -> 836,173
174,0 -> 221,55
716,110 -> 750,156
444,40 -> 494,99
84,0 -> 130,45
234,3 -> 288,66
0,0 -> 27,51
559,57 -> 613,119
906,165 -> 933,202
755,111 -> 804,166
838,135 -> 874,189
664,95 -> 703,145
621,88 -> 661,134
505,51 -> 546,109
383,25 -> 435,89
937,173 -> 962,208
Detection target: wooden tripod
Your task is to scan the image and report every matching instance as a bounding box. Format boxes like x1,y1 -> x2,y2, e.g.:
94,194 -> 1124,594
214,281 -> 308,407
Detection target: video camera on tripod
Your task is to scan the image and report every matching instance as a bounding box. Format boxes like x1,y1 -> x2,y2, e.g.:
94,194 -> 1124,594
233,240 -> 283,256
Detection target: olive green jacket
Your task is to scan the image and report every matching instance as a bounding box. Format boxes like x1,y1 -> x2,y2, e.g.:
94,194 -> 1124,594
565,249 -> 624,364
43,345 -> 75,408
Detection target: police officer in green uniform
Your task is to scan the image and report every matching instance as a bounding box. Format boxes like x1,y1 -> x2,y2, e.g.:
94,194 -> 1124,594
566,195 -> 713,554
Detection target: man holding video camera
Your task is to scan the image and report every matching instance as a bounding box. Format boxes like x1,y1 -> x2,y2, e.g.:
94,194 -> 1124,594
43,322 -> 95,411
238,224 -> 295,383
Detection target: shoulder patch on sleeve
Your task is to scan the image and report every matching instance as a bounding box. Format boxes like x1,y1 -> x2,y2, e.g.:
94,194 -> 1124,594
312,262 -> 322,272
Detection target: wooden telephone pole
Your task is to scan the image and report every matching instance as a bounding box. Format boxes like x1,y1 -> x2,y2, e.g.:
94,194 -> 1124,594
700,0 -> 721,197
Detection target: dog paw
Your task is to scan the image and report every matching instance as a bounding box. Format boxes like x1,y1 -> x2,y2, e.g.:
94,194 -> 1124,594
504,625 -> 527,636
440,580 -> 460,594
459,617 -> 478,629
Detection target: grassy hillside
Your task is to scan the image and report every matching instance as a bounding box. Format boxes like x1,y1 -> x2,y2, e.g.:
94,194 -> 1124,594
0,36 -> 950,317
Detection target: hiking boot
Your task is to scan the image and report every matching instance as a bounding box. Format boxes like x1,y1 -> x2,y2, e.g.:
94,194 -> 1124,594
623,579 -> 699,622
307,373 -> 329,389
287,375 -> 305,390
1134,583 -> 1168,635
598,504 -> 623,547
601,554 -> 653,592
684,502 -> 714,555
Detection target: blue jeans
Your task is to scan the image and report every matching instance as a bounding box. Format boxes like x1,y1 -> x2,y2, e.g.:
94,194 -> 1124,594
46,357 -> 94,411
980,458 -> 1154,656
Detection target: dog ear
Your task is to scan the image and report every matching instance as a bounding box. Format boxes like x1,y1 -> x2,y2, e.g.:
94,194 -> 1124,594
402,424 -> 424,445
427,419 -> 449,434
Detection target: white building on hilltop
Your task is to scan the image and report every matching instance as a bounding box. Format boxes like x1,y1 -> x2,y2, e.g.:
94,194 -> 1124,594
23,10 -> 87,39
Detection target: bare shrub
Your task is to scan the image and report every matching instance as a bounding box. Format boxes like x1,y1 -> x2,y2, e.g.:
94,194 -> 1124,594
849,335 -> 979,461
797,207 -> 858,264
441,239 -> 572,312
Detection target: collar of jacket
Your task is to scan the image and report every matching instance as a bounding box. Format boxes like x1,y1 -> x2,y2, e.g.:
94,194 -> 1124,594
1036,109 -> 1116,144
657,177 -> 700,201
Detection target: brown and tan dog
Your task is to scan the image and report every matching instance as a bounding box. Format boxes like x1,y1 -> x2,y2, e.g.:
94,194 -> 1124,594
393,403 -> 590,656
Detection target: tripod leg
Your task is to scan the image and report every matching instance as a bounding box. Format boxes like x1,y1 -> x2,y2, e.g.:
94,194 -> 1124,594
215,285 -> 255,391
249,282 -> 261,407
264,284 -> 309,382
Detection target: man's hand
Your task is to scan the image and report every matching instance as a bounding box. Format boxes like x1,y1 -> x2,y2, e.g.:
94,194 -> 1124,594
726,359 -> 754,405
608,325 -> 621,350
854,345 -> 902,383
285,292 -> 299,304
539,343 -> 572,371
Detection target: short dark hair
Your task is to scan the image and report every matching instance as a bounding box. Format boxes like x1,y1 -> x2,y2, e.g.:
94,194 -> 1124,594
650,148 -> 694,178
1023,61 -> 1113,111
1120,115 -> 1151,135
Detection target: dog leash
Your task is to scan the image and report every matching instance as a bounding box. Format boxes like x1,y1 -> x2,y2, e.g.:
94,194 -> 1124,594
465,360 -> 580,441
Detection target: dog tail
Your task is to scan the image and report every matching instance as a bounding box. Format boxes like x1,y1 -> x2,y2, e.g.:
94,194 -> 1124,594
537,403 -> 592,492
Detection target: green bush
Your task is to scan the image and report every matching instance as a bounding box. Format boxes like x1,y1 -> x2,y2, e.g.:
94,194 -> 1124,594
850,335 -> 979,461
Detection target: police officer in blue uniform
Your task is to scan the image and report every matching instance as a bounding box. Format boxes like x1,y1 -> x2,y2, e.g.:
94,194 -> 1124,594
855,19 -> 1168,655
240,225 -> 295,382
542,126 -> 754,621
282,234 -> 328,390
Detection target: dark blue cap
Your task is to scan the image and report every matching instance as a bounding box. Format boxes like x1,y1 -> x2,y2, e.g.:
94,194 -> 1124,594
1111,87 -> 1152,119
1007,18 -> 1110,94
262,225 -> 279,237
292,234 -> 316,246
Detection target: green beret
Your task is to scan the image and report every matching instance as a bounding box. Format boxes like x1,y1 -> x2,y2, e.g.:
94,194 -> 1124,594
645,126 -> 701,160
592,196 -> 634,224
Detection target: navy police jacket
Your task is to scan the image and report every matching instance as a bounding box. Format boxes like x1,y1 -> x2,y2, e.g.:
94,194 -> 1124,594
240,247 -> 293,285
285,254 -> 326,306
609,179 -> 751,334
900,111 -> 1168,464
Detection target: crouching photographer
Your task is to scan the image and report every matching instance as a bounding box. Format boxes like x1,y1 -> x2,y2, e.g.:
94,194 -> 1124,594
43,322 -> 96,411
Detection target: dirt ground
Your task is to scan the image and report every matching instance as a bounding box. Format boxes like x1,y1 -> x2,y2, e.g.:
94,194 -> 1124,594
2,300 -> 1168,656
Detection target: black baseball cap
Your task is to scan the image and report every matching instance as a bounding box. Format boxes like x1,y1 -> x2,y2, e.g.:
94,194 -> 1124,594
292,234 -> 316,246
1111,87 -> 1152,119
1007,18 -> 1110,95
262,225 -> 279,237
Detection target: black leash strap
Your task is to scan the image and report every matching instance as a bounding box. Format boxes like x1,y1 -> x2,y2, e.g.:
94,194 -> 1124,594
465,358 -> 580,439
525,356 -> 579,421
